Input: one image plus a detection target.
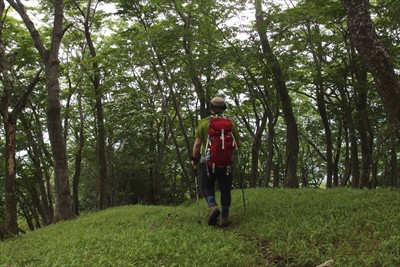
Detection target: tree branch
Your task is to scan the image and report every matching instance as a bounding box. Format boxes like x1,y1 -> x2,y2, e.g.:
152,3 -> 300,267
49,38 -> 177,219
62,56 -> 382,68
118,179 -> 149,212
11,68 -> 43,118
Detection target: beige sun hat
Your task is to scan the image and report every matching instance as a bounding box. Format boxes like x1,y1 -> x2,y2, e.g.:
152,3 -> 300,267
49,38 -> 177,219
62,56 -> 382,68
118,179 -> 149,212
210,97 -> 227,112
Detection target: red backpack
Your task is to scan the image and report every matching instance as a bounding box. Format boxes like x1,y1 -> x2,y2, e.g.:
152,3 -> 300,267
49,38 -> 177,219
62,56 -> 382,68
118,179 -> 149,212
206,116 -> 237,170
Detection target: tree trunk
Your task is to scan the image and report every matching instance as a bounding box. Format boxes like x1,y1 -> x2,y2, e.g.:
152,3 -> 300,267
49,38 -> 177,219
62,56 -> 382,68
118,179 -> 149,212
343,0 -> 400,136
254,0 -> 299,188
45,0 -> 73,220
262,111 -> 276,187
7,0 -> 74,221
135,2 -> 194,198
46,69 -> 73,220
93,59 -> 107,210
333,123 -> 343,187
21,115 -> 53,225
107,127 -> 117,206
27,181 -> 44,229
340,127 -> 351,187
306,23 -> 333,188
173,1 -> 208,118
31,107 -> 55,219
390,138 -> 399,188
371,133 -> 385,188
72,92 -> 84,215
272,163 -> 280,188
0,17 -> 42,233
0,19 -> 17,234
3,121 -> 18,235
338,83 -> 360,187
149,42 -> 194,198
349,119 -> 361,188
353,56 -> 373,188
77,1 -> 107,210
250,109 -> 268,187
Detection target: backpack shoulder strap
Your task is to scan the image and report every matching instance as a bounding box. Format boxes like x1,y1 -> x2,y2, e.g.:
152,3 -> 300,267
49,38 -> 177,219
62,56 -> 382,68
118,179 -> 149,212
201,116 -> 212,156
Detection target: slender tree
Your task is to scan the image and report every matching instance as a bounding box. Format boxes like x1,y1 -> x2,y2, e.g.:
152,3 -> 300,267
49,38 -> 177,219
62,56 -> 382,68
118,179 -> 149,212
70,0 -> 107,210
173,0 -> 207,118
72,91 -> 84,215
254,0 -> 299,188
305,22 -> 334,188
352,54 -> 373,188
0,1 -> 43,234
20,114 -> 54,225
6,0 -> 74,221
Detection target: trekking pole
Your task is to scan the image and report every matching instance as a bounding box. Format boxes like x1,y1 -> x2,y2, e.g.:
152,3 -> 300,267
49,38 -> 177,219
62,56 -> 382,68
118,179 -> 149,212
194,170 -> 201,223
238,150 -> 247,212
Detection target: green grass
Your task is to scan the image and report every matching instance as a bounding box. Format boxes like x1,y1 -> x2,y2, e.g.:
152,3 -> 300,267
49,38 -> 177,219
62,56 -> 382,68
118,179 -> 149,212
1,188 -> 400,266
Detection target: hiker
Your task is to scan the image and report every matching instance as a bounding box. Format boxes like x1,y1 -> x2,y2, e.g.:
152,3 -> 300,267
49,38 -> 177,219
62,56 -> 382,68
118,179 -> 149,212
191,97 -> 242,226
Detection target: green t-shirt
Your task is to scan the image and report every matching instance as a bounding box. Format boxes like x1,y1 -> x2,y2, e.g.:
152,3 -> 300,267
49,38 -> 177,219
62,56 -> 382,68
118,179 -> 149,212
195,116 -> 240,152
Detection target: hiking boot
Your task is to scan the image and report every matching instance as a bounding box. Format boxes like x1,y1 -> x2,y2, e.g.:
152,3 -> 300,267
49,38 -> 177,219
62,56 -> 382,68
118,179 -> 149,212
207,205 -> 220,226
220,216 -> 231,227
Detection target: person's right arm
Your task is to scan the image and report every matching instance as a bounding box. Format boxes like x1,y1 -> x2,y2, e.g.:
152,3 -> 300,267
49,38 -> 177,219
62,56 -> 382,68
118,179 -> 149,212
191,137 -> 202,169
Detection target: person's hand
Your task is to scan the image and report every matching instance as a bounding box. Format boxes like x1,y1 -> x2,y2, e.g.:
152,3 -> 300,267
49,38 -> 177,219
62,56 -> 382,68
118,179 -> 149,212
191,160 -> 197,170
191,156 -> 198,170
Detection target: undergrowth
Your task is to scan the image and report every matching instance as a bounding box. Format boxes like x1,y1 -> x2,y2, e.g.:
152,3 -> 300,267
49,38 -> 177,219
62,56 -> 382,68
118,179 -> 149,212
1,188 -> 399,266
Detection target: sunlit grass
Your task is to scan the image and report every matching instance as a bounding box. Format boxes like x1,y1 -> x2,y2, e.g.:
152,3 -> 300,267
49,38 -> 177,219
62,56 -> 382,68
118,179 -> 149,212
1,188 -> 399,266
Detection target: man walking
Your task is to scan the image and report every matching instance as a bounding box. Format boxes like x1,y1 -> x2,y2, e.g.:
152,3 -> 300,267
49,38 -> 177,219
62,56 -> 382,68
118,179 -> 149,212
191,97 -> 242,226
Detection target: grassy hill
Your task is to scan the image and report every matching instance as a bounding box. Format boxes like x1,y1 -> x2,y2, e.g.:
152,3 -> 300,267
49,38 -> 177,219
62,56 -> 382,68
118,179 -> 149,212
1,188 -> 400,266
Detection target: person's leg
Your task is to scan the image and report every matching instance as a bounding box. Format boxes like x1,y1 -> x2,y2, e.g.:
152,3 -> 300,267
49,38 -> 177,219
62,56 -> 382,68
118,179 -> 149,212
217,168 -> 233,225
201,164 -> 220,225
201,164 -> 216,206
